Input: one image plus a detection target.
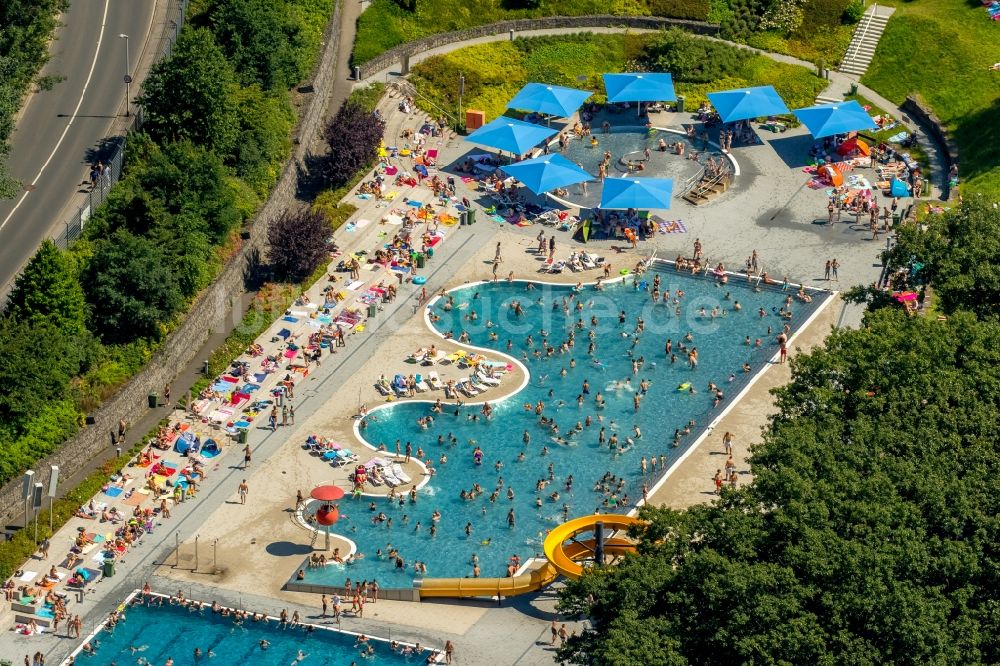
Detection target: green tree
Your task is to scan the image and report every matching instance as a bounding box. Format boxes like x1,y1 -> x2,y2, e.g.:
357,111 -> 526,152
5,239 -> 87,333
209,0 -> 304,90
137,28 -> 240,156
231,84 -> 294,195
644,28 -> 743,83
82,229 -> 184,343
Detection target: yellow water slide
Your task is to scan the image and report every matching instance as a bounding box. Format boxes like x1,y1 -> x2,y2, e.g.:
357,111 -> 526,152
416,514 -> 641,598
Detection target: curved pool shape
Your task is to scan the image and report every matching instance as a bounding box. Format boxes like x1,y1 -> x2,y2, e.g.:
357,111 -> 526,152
551,127 -> 716,209
303,265 -> 827,588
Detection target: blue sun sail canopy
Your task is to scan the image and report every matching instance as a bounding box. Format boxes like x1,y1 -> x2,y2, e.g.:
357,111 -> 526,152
792,100 -> 878,138
500,154 -> 593,194
507,83 -> 592,118
707,85 -> 789,123
464,117 -> 558,155
600,178 -> 674,210
603,73 -> 676,103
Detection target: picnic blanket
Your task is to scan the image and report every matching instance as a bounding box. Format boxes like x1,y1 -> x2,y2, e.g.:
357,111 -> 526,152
657,219 -> 688,234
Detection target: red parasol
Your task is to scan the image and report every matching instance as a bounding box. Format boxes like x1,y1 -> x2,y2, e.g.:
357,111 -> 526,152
310,485 -> 345,501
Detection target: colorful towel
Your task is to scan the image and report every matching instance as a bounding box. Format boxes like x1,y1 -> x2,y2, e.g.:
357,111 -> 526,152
460,176 -> 476,184
284,349 -> 298,359
406,200 -> 422,207
657,220 -> 688,234
104,487 -> 123,498
282,316 -> 299,323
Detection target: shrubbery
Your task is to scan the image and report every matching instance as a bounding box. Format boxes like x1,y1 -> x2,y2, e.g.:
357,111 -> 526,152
643,27 -> 743,82
268,210 -> 334,282
0,0 -> 335,487
322,101 -> 385,188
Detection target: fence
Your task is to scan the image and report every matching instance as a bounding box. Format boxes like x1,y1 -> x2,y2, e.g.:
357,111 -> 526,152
53,0 -> 189,249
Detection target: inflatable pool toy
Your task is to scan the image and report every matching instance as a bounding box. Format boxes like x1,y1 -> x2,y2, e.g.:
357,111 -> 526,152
677,382 -> 691,391
620,269 -> 630,275
413,275 -> 427,285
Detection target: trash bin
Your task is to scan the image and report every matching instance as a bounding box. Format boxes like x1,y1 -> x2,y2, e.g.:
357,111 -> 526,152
102,559 -> 115,578
147,393 -> 158,408
467,209 -> 477,225
849,83 -> 858,95
460,211 -> 469,226
426,247 -> 435,258
676,95 -> 685,114
892,213 -> 901,226
238,428 -> 248,444
367,303 -> 378,318
416,253 -> 426,269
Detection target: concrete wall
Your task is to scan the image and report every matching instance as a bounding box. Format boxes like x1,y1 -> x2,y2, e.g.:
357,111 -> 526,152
903,94 -> 958,201
356,15 -> 719,80
0,0 -> 345,525
285,580 -> 421,602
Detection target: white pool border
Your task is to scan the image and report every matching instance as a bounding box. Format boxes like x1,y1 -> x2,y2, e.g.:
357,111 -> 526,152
60,589 -> 443,665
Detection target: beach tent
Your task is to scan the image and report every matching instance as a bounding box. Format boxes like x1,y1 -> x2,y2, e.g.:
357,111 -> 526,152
600,178 -> 674,210
707,86 -> 789,123
507,83 -> 592,118
603,73 -> 676,103
837,137 -> 871,156
890,178 -> 911,197
500,154 -> 593,194
464,117 -> 558,156
793,100 -> 878,138
818,164 -> 843,186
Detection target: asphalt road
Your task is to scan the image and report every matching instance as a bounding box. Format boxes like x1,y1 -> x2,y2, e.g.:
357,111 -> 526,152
0,0 -> 157,294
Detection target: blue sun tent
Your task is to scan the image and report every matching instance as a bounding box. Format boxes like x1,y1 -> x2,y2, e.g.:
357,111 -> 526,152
603,73 -> 676,103
507,83 -> 592,118
500,154 -> 593,194
464,117 -> 558,155
792,100 -> 878,138
600,178 -> 674,210
707,86 -> 789,123
891,178 -> 911,197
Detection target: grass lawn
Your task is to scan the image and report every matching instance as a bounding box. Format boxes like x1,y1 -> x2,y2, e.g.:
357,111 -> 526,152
410,33 -> 825,123
746,23 -> 855,67
843,93 -> 929,168
862,0 -> 1000,199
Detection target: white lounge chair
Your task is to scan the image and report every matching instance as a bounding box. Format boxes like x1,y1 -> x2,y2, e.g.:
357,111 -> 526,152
391,463 -> 412,484
381,467 -> 402,487
374,383 -> 391,396
475,371 -> 500,386
427,372 -> 444,390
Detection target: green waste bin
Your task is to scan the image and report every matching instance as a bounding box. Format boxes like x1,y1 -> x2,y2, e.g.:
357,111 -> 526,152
238,428 -> 248,444
467,209 -> 476,225
676,95 -> 685,114
892,213 -> 901,226
416,253 -> 426,269
147,393 -> 158,408
102,559 -> 115,578
367,303 -> 378,318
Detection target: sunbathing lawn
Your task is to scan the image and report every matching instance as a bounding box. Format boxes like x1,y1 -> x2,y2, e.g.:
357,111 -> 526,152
862,0 -> 1000,200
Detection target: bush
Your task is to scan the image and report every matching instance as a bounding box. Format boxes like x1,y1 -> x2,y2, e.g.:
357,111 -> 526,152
644,27 -> 744,82
209,0 -> 305,90
322,101 -> 385,188
268,209 -> 333,282
720,0 -> 764,40
5,239 -> 87,334
843,0 -> 864,24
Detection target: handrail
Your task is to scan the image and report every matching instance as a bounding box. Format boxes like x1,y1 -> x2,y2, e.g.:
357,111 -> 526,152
685,162 -> 732,198
844,4 -> 879,69
676,165 -> 706,197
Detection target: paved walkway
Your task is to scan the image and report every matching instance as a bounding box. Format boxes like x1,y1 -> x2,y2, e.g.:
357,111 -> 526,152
356,23 -> 946,200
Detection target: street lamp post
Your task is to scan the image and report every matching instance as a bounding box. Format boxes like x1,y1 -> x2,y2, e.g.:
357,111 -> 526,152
119,34 -> 131,117
458,72 -> 465,132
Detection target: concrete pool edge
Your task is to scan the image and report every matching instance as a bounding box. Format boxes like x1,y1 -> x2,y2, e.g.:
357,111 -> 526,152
60,589 -> 443,664
297,261 -> 833,598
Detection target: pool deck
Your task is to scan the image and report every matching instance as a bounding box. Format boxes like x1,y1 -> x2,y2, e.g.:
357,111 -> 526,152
4,87 -> 884,666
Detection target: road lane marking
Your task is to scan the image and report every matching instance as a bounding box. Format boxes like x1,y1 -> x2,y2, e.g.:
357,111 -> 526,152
0,0 -> 112,232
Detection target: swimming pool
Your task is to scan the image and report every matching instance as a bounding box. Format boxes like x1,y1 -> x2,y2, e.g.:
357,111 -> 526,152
552,127 -> 713,209
301,264 -> 827,588
68,593 -> 429,665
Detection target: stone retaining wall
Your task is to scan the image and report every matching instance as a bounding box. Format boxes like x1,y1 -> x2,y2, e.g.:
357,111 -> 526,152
903,94 -> 958,200
0,0 -> 345,524
356,15 -> 718,80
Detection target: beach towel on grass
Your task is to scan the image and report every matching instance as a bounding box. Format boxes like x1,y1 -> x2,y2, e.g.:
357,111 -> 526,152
282,316 -> 299,323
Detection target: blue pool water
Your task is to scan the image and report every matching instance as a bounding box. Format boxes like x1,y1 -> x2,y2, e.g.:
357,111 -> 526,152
555,127 -> 709,208
304,265 -> 824,587
76,597 -> 419,665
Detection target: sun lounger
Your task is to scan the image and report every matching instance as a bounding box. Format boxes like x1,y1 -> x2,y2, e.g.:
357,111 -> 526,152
414,379 -> 430,392
427,372 -> 444,390
374,383 -> 391,396
444,350 -> 466,363
380,467 -> 402,487
475,371 -> 501,386
391,463 -> 412,484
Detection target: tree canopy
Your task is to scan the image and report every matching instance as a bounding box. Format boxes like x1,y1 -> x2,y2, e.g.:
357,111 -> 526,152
323,100 -> 385,187
268,208 -> 332,282
209,0 -> 305,90
558,308 -> 1000,665
5,239 -> 87,334
137,28 -> 240,156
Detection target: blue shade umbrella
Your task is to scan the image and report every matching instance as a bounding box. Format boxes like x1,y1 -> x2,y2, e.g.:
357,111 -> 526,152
464,117 -> 558,155
707,85 -> 789,123
792,100 -> 878,138
603,73 -> 676,103
500,154 -> 593,194
507,83 -> 592,118
600,177 -> 674,210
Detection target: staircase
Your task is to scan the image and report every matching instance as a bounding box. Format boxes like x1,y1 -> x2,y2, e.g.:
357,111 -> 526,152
839,4 -> 895,78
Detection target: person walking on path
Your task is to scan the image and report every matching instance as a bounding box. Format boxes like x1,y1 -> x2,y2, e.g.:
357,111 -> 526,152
723,431 -> 734,456
289,404 -> 295,425
163,383 -> 171,406
282,404 -> 289,427
445,640 -> 455,664
238,480 -> 249,505
548,235 -> 556,261
494,242 -> 502,263
243,445 -> 252,469
824,260 -> 831,281
831,258 -> 840,281
321,594 -> 328,617
550,620 -> 559,645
